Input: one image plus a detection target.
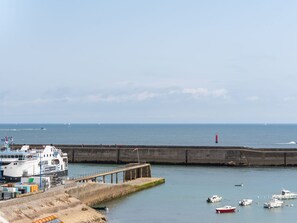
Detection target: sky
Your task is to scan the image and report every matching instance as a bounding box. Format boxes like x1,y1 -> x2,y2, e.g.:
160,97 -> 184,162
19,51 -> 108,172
0,0 -> 297,123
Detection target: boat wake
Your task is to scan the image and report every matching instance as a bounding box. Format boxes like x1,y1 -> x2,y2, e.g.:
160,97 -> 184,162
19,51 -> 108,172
0,128 -> 47,131
276,141 -> 296,145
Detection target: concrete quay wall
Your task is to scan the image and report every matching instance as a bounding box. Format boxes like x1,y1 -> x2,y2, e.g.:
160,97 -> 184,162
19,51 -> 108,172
67,178 -> 165,206
0,187 -> 107,223
52,144 -> 297,167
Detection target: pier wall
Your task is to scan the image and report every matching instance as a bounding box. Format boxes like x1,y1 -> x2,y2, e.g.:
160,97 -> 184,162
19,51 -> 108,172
0,187 -> 106,223
66,178 -> 165,206
56,145 -> 297,167
14,144 -> 297,166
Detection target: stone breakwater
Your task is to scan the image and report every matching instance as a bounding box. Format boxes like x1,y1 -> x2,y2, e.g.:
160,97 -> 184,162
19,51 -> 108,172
54,144 -> 297,166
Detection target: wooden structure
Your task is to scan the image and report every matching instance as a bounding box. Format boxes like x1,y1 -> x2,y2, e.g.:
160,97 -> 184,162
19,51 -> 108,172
73,163 -> 151,184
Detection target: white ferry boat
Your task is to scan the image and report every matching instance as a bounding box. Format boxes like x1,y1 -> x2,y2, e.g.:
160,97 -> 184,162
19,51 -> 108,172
0,138 -> 68,182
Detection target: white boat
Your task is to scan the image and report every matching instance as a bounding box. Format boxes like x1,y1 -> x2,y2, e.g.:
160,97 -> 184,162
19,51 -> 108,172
272,189 -> 297,200
0,138 -> 68,182
207,195 -> 222,203
239,199 -> 253,206
264,199 -> 283,209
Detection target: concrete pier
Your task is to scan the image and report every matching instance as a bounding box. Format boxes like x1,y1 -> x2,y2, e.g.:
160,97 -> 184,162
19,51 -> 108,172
0,177 -> 164,222
66,177 -> 165,206
0,187 -> 107,223
0,164 -> 164,223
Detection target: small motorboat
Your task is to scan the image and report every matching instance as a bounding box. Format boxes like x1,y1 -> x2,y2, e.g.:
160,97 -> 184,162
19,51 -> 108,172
216,206 -> 236,213
264,199 -> 283,209
207,195 -> 222,203
92,206 -> 109,211
235,184 -> 243,187
239,199 -> 253,206
272,189 -> 297,200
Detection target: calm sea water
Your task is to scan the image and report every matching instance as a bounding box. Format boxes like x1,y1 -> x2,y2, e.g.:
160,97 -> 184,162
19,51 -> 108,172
1,124 -> 297,222
1,123 -> 297,148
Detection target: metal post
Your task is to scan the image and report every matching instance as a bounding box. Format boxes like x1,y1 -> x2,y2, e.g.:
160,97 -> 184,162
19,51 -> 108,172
133,148 -> 140,163
40,152 -> 42,190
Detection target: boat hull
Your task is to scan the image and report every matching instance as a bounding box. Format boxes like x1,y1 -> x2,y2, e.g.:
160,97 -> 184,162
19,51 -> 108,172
2,170 -> 68,183
239,199 -> 253,206
264,204 -> 282,209
272,195 -> 297,200
264,200 -> 283,209
216,207 -> 236,213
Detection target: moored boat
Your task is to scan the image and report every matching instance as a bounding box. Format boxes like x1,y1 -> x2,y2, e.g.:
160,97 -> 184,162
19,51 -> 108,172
272,189 -> 297,200
207,195 -> 222,203
0,137 -> 68,182
264,198 -> 283,209
216,206 -> 236,213
239,199 -> 253,206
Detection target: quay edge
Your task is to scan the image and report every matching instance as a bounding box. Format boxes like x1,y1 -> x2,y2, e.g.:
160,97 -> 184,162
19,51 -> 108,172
66,177 -> 165,206
0,163 -> 165,223
0,178 -> 165,223
0,187 -> 107,223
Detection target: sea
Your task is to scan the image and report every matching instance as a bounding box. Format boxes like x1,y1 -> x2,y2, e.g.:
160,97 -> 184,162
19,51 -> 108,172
1,123 -> 297,223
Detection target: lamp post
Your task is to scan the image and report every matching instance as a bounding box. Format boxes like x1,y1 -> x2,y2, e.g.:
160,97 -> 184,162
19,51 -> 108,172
0,156 -> 2,182
133,148 -> 140,163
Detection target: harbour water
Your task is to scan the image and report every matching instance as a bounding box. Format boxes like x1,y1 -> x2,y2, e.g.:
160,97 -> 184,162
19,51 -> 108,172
69,163 -> 297,223
2,124 -> 297,222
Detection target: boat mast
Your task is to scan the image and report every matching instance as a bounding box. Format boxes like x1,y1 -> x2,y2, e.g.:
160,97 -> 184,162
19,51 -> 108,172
0,137 -> 13,181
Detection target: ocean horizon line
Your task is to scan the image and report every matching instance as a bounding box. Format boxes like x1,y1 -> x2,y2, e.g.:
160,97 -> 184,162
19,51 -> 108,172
1,122 -> 297,125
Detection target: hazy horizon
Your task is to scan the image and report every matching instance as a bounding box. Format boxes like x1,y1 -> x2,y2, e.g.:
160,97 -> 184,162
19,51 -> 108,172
1,1 -> 297,123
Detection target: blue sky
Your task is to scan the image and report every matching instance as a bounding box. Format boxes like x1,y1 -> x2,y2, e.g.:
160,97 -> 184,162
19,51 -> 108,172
0,0 -> 297,123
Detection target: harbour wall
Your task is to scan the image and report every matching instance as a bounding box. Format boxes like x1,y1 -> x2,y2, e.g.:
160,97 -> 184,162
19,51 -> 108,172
54,145 -> 297,167
66,178 -> 165,206
0,187 -> 107,223
0,178 -> 165,223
